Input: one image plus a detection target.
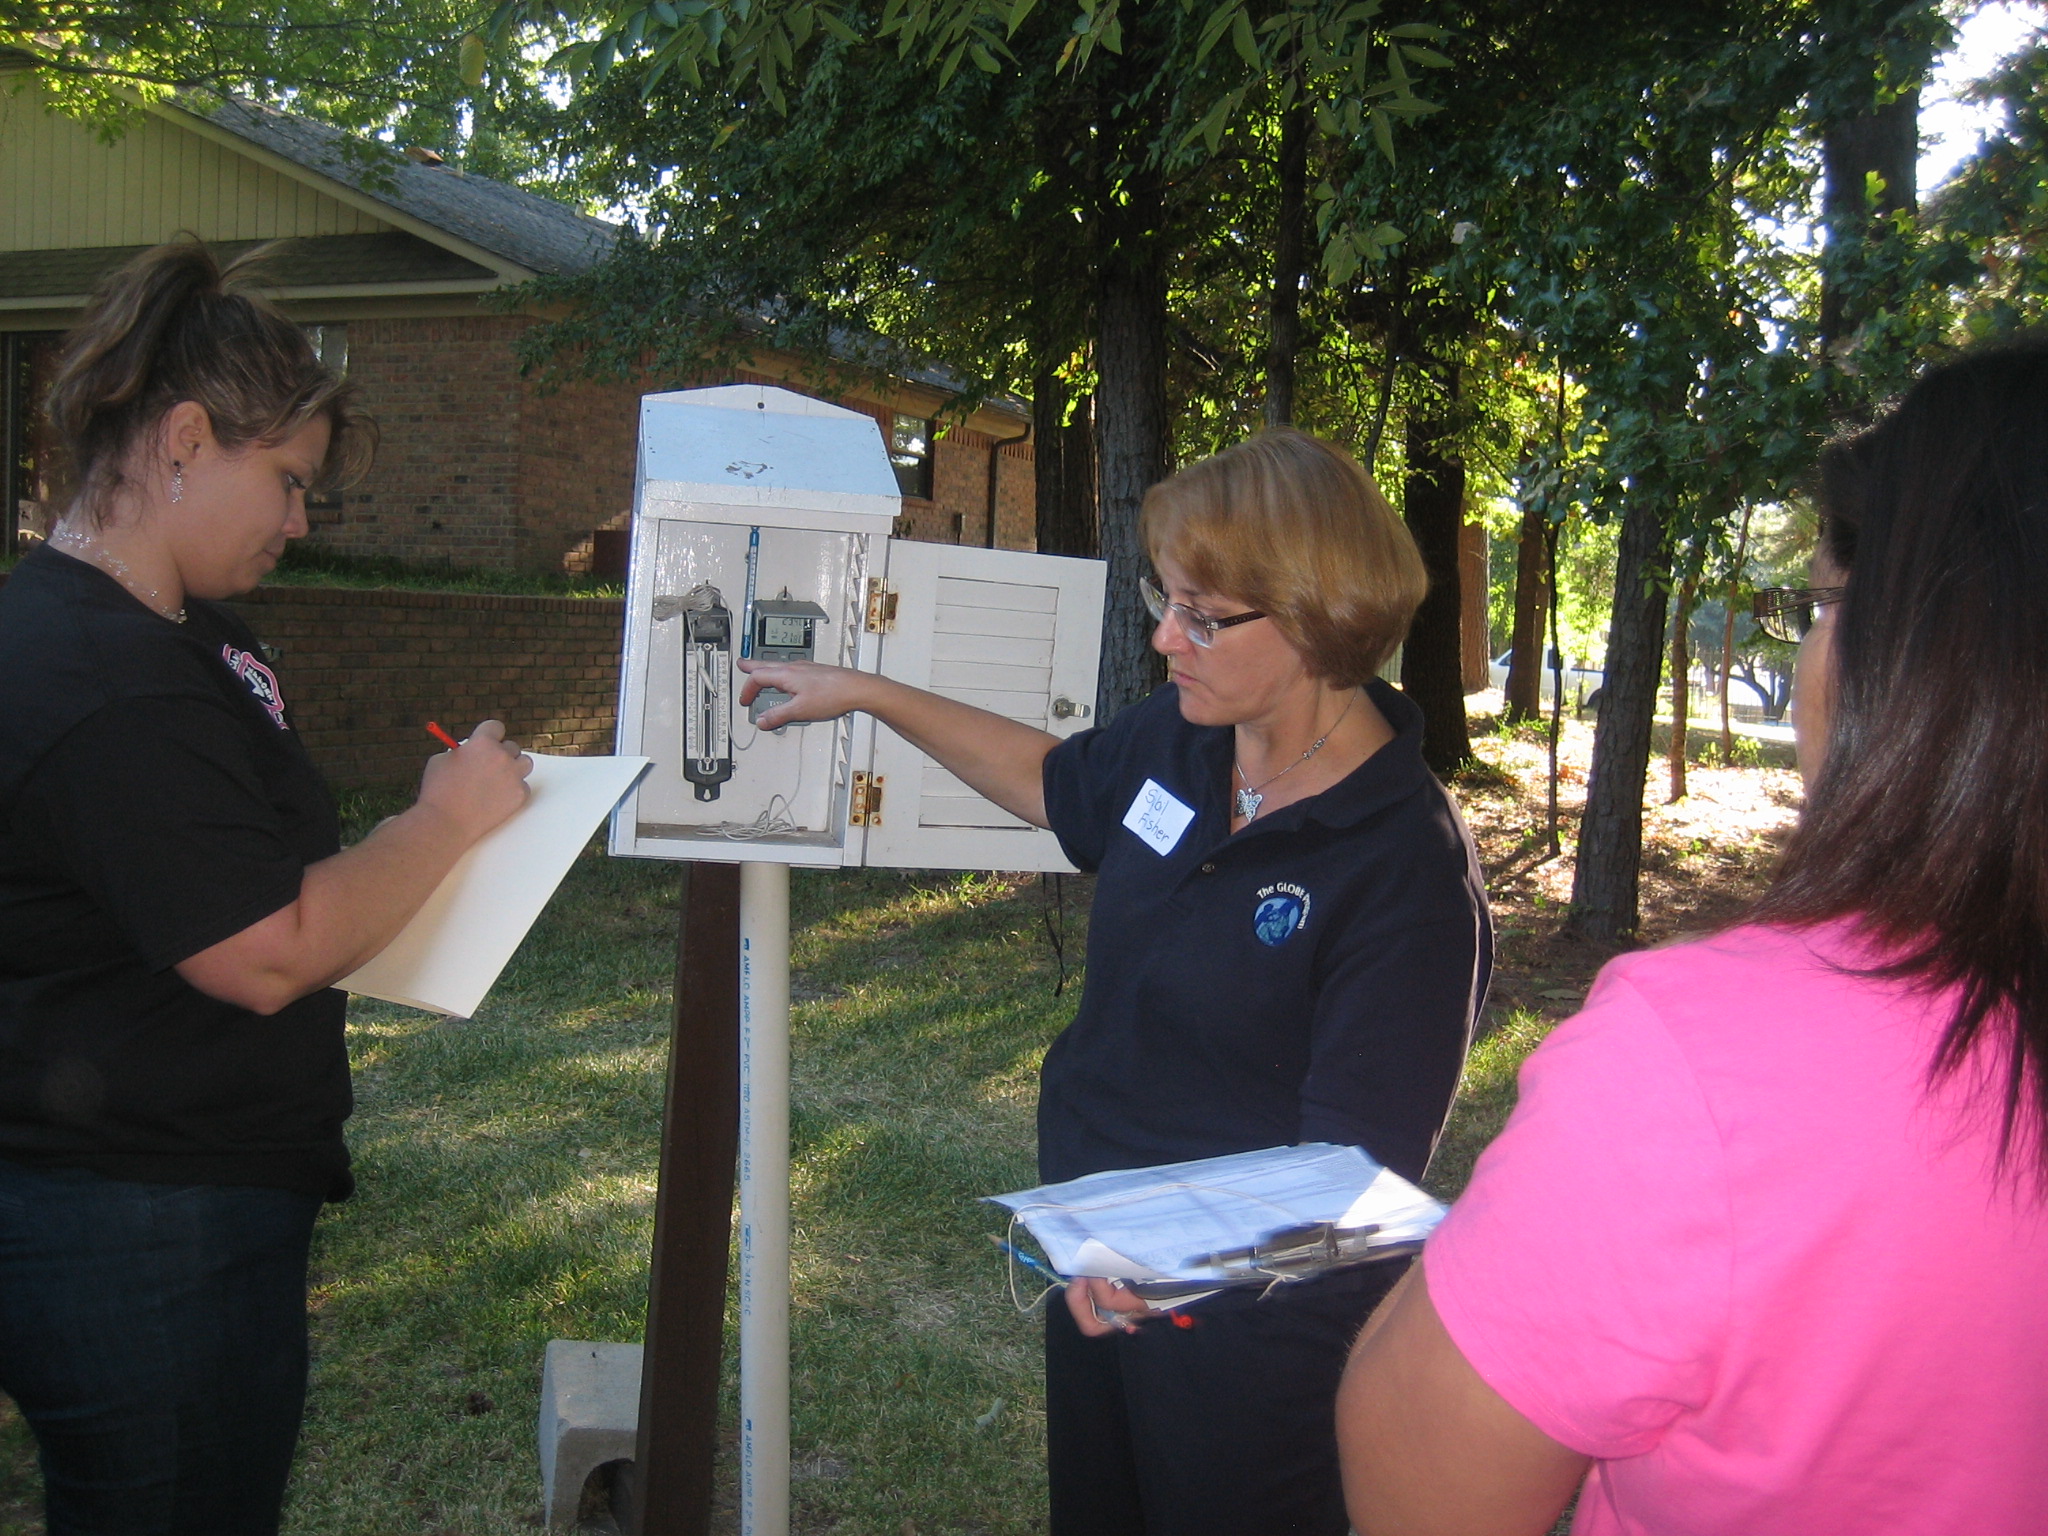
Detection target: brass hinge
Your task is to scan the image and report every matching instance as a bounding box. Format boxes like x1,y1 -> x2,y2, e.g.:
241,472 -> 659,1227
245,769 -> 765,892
849,770 -> 885,827
864,579 -> 899,634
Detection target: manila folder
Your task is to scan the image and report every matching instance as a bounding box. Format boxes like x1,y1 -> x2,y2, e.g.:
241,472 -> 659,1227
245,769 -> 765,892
339,752 -> 649,1017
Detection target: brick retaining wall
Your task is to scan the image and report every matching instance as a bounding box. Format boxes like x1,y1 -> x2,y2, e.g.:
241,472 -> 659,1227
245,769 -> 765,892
226,586 -> 624,791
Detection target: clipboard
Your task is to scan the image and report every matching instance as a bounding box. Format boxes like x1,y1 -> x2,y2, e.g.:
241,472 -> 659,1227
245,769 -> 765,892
986,1143 -> 1446,1306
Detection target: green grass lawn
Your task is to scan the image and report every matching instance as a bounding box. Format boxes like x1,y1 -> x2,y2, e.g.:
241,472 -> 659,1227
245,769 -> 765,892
295,852 -> 1082,1535
0,844 -> 1558,1536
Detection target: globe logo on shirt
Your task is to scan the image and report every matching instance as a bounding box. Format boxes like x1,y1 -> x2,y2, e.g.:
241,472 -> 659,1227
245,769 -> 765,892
1253,892 -> 1306,946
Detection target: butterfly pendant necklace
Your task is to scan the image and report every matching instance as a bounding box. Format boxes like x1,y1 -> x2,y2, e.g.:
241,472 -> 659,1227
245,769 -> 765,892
1233,688 -> 1358,822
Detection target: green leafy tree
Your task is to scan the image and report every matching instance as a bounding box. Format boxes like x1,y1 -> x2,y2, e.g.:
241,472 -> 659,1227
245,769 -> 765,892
1423,2 -> 1827,936
1920,35 -> 2048,338
494,0 -> 1449,717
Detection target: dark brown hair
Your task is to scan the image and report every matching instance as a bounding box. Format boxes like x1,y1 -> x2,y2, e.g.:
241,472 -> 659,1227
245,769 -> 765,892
1754,330 -> 2048,1168
45,236 -> 375,527
1141,429 -> 1427,686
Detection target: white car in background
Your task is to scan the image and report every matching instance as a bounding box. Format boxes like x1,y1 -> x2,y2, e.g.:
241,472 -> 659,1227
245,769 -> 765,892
1487,649 -> 1605,708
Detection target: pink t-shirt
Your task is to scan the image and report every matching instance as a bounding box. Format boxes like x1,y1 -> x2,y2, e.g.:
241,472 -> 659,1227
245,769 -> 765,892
1426,922 -> 2048,1535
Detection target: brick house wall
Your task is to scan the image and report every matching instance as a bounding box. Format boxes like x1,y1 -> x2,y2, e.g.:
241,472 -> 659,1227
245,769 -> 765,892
316,316 -> 524,569
995,437 -> 1035,548
517,355 -> 641,571
310,313 -> 1038,574
228,585 -> 624,790
880,420 -> 1035,550
928,421 -> 988,544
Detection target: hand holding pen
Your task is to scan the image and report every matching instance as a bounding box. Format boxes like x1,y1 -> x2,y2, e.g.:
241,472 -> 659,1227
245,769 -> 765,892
418,719 -> 532,841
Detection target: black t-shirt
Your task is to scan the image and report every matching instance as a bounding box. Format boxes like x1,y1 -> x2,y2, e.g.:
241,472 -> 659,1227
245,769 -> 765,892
1037,680 -> 1491,1185
0,545 -> 351,1199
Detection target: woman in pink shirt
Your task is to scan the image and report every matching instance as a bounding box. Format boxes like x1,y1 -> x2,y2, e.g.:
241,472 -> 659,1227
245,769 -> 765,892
1335,331 -> 2048,1536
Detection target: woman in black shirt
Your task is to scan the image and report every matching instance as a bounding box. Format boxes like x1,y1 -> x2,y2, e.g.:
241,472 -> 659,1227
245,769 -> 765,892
0,239 -> 531,1536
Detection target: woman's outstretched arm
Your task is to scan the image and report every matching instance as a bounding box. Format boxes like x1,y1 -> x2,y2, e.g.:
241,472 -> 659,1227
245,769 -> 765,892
738,658 -> 1059,827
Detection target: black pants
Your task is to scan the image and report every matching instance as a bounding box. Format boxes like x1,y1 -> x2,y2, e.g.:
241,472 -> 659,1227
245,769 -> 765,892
0,1158 -> 321,1536
1045,1260 -> 1404,1536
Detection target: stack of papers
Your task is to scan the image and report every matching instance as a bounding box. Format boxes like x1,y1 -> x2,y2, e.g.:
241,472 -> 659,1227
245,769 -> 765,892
987,1143 -> 1445,1291
340,752 -> 649,1017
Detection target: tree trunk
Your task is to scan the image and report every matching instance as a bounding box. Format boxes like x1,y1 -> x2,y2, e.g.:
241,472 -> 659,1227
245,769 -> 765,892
1503,496 -> 1550,721
1094,170 -> 1171,722
1719,502 -> 1753,757
1818,87 -> 1920,360
1033,371 -> 1098,557
1544,518 -> 1565,858
1062,392 -> 1098,557
1033,370 -> 1067,552
1566,488 -> 1672,942
1399,373 -> 1473,774
1668,570 -> 1697,802
1262,100 -> 1309,430
1460,520 -> 1491,693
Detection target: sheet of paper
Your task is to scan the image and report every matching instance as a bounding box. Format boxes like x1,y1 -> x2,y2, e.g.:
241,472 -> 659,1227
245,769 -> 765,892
339,752 -> 649,1018
987,1143 -> 1445,1281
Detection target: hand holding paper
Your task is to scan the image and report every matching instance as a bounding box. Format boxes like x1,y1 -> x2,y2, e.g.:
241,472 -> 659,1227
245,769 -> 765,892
340,752 -> 649,1017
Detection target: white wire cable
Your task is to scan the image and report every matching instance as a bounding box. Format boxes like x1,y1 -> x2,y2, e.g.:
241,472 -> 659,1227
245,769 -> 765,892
704,722 -> 808,840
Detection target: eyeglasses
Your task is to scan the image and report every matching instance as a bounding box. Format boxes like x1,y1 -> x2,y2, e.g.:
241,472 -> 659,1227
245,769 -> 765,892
1751,586 -> 1846,644
1140,575 -> 1267,648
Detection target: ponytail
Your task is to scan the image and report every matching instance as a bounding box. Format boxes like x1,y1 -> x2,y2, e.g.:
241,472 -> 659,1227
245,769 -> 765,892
45,236 -> 375,526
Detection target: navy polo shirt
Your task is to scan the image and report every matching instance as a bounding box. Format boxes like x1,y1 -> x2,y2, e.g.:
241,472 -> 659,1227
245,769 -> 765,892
1037,679 -> 1491,1186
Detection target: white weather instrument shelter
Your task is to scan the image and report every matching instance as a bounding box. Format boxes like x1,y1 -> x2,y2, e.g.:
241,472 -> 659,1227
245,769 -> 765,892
607,385 -> 1105,1536
612,384 -> 1104,873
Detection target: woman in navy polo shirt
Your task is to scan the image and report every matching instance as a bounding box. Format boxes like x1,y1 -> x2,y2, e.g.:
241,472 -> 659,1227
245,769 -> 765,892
742,428 -> 1491,1534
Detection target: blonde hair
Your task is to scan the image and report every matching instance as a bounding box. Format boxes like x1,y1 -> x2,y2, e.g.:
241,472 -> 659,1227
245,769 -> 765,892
46,236 -> 376,527
1141,429 -> 1426,685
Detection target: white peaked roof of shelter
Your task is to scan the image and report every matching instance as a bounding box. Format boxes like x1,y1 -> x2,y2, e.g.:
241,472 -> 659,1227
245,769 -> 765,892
637,386 -> 901,531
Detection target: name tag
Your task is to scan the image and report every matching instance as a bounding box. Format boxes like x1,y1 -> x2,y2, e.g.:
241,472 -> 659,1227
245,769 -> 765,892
1122,778 -> 1196,856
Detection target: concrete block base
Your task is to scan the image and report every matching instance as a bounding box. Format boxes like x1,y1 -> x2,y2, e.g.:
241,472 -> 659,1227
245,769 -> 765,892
539,1340 -> 643,1529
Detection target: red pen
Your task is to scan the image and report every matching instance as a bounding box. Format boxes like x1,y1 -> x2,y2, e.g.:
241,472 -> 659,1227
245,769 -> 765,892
425,721 -> 461,751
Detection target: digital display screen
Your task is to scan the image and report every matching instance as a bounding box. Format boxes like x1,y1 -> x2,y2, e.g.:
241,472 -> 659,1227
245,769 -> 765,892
761,615 -> 812,650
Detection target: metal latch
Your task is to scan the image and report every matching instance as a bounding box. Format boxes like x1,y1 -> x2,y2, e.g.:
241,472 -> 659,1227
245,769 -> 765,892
849,771 -> 885,826
1052,696 -> 1093,720
864,579 -> 899,634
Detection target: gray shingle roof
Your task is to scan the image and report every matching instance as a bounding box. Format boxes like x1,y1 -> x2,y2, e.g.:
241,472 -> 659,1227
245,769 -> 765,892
181,95 -> 1020,420
194,97 -> 618,277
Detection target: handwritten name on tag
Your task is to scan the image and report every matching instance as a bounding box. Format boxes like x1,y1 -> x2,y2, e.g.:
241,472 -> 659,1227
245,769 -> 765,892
1122,779 -> 1197,856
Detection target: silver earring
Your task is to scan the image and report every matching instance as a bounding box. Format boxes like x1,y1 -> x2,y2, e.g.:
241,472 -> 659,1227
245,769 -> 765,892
171,461 -> 184,503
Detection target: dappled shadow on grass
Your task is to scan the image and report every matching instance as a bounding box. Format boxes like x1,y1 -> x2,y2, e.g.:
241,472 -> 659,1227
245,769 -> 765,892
293,847 -> 685,1535
291,855 -> 1078,1535
778,870 -> 1076,1533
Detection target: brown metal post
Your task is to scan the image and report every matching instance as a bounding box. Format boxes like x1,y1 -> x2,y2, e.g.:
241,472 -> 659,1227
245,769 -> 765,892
628,861 -> 743,1536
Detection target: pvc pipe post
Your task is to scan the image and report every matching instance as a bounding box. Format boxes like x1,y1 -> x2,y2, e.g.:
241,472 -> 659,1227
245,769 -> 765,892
737,861 -> 791,1536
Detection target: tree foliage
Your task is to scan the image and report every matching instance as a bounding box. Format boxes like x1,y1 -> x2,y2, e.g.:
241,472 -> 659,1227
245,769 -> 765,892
504,0 -> 1457,716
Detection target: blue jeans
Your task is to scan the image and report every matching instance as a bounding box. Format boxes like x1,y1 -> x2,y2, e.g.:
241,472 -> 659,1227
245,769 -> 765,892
0,1158 -> 321,1536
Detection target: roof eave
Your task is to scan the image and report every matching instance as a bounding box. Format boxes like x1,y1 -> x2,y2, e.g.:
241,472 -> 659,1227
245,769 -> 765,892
148,96 -> 544,286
